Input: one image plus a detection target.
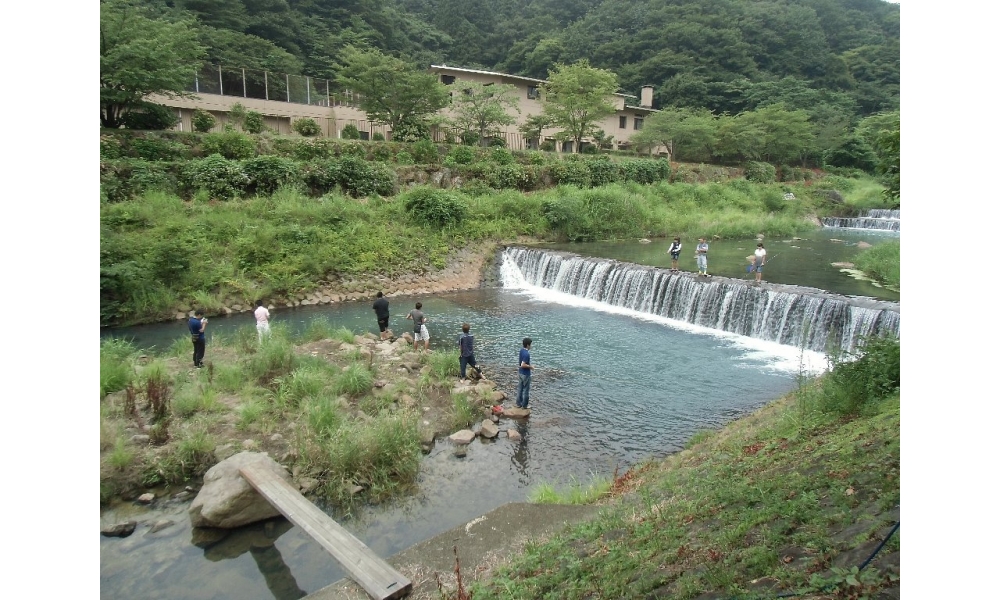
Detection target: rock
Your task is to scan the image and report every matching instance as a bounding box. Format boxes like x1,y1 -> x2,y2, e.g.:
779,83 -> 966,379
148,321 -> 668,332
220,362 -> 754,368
506,429 -> 522,441
269,433 -> 283,443
480,420 -> 499,439
129,434 -> 150,446
241,439 -> 258,451
856,241 -> 873,249
350,485 -> 364,496
137,493 -> 155,504
214,443 -> 236,461
503,407 -> 531,419
453,445 -> 467,458
101,521 -> 137,538
148,520 -> 174,534
297,477 -> 319,493
639,238 -> 651,244
188,452 -> 292,529
490,391 -> 507,403
172,490 -> 192,501
449,429 -> 476,445
831,262 -> 856,269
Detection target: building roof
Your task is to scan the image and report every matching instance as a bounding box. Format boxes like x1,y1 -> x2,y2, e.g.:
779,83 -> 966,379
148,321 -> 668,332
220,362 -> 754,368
430,65 -> 545,85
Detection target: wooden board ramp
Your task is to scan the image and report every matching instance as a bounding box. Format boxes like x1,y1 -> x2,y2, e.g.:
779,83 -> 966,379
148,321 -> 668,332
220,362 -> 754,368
240,464 -> 412,600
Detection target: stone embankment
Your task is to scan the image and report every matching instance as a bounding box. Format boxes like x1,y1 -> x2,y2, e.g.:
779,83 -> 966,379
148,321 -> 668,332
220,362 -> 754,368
172,244 -> 497,320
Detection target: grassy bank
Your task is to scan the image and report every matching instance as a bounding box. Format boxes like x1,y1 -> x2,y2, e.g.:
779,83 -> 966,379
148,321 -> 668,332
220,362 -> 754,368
854,239 -> 901,290
468,337 -> 900,599
101,176 -> 885,326
99,320 -> 482,508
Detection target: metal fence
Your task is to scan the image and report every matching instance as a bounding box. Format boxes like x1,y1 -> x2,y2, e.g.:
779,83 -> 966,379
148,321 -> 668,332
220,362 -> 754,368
187,63 -> 360,108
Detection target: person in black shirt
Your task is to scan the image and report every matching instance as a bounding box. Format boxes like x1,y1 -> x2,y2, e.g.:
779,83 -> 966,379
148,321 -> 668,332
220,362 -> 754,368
372,291 -> 391,340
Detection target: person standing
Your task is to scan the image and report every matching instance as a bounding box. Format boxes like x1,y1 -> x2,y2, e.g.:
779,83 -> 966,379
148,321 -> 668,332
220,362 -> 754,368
406,302 -> 430,351
254,300 -> 271,342
515,337 -> 533,409
372,291 -> 391,340
189,310 -> 207,368
456,323 -> 483,382
753,242 -> 767,284
668,237 -> 682,271
696,237 -> 709,276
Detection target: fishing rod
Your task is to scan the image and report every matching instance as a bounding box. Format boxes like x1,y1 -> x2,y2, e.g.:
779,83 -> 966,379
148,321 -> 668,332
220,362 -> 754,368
743,252 -> 780,279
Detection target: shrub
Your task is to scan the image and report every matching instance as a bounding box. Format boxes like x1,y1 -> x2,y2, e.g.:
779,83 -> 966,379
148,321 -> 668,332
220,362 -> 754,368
292,138 -> 335,160
340,124 -> 361,140
122,103 -> 179,131
131,137 -> 188,161
620,159 -> 670,184
228,103 -> 247,130
745,161 -> 777,183
487,136 -> 507,148
293,118 -> 322,137
411,139 -> 440,164
243,155 -> 300,195
395,151 -> 415,165
402,186 -> 468,227
489,163 -> 530,190
818,336 -> 900,416
372,144 -> 393,162
338,155 -> 395,197
548,160 -> 591,187
446,145 -> 475,166
540,140 -> 556,152
542,195 -> 589,241
301,159 -> 340,194
244,111 -> 264,134
201,130 -> 257,160
490,147 -> 515,165
184,154 -> 249,199
459,130 -> 480,146
372,132 -> 385,141
586,158 -> 619,187
192,109 -> 216,133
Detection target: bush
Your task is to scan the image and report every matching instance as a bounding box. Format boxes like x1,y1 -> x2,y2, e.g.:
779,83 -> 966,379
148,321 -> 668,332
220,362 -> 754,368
201,130 -> 257,160
292,138 -> 335,161
540,140 -> 556,152
340,124 -> 360,140
542,195 -> 589,241
459,130 -> 480,146
192,109 -> 216,133
548,160 -> 591,187
338,155 -> 395,197
411,139 -> 440,164
620,159 -> 670,184
745,161 -> 777,183
824,137 -> 878,173
122,103 -> 178,131
131,137 -> 188,161
371,144 -> 393,162
244,111 -> 264,134
402,186 -> 468,227
586,158 -> 619,187
243,156 -> 300,195
301,159 -> 340,194
490,147 -> 515,165
487,136 -> 507,148
395,151 -> 415,165
489,163 -> 531,190
293,118 -> 322,137
372,132 -> 385,141
184,154 -> 249,199
819,336 -> 900,416
446,145 -> 475,166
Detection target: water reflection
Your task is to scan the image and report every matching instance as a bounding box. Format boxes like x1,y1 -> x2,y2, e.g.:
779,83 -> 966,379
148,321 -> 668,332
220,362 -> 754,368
193,519 -> 307,600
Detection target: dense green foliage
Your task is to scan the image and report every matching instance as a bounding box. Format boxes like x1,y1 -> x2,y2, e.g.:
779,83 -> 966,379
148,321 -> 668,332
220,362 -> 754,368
854,239 -> 900,289
541,60 -> 619,151
292,118 -> 322,137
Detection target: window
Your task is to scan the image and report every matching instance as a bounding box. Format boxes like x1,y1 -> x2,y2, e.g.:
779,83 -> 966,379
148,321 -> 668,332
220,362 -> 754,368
634,117 -> 644,130
561,140 -> 574,153
527,86 -> 539,100
619,116 -> 627,129
359,131 -> 370,141
441,75 -> 455,85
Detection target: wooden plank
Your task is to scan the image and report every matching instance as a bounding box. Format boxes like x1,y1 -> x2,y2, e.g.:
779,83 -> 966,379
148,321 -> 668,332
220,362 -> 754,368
240,465 -> 412,600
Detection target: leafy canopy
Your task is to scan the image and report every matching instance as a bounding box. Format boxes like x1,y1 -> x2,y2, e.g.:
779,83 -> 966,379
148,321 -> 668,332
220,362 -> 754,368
100,0 -> 206,128
450,82 -> 521,144
541,60 -> 618,151
336,46 -> 449,139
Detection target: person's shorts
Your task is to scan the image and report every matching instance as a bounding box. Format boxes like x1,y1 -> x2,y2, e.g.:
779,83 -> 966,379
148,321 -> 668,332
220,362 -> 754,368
670,252 -> 680,260
377,317 -> 389,332
414,325 -> 430,341
754,260 -> 764,272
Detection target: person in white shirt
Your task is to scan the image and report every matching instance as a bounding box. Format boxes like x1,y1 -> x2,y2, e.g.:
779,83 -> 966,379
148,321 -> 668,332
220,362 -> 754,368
753,243 -> 767,284
254,300 -> 271,342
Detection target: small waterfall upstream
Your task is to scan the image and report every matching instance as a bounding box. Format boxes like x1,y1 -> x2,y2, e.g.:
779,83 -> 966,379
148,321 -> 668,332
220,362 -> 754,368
822,209 -> 900,231
500,247 -> 899,355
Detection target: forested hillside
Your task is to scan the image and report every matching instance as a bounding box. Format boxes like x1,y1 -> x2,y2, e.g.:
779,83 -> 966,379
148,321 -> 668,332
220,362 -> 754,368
144,0 -> 898,120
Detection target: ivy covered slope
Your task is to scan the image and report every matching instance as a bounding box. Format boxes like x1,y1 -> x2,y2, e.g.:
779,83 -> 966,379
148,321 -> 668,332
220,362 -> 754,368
100,131 -> 892,328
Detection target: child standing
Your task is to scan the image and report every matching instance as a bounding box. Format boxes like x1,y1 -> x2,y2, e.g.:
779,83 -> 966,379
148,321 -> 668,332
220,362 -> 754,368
695,237 -> 709,276
456,323 -> 483,382
668,237 -> 682,271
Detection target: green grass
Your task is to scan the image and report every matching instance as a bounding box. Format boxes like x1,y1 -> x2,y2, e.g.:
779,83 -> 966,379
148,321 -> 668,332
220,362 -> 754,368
333,326 -> 357,345
854,239 -> 900,289
470,350 -> 901,600
450,392 -> 477,430
333,363 -> 374,396
529,475 -> 612,505
100,338 -> 137,398
107,437 -> 136,470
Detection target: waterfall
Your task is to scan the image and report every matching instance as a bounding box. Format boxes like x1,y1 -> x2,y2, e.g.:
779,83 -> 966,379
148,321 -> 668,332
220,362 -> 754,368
500,247 -> 899,355
821,209 -> 900,231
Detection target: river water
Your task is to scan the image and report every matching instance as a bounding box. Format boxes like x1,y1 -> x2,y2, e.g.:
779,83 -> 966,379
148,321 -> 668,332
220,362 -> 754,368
100,229 -> 898,599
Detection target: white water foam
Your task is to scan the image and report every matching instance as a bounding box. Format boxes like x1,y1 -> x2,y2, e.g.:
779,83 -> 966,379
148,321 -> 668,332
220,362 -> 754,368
500,255 -> 829,375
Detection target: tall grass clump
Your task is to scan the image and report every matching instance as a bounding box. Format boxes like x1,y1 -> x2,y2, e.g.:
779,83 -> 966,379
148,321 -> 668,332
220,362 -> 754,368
805,335 -> 900,417
244,337 -> 297,386
451,393 -> 477,430
321,412 -> 421,501
853,240 -> 900,289
100,338 -> 137,398
333,363 -> 374,396
529,475 -> 612,504
276,365 -> 329,406
333,326 -> 357,345
306,396 -> 344,438
301,316 -> 338,342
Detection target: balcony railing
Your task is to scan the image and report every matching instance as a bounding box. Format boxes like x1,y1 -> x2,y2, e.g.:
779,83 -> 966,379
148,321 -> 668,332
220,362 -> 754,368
187,63 -> 361,108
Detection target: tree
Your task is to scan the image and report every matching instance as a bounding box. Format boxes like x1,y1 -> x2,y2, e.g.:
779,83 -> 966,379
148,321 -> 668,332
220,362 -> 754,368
874,128 -> 900,202
336,46 -> 449,141
541,60 -> 618,153
634,108 -> 718,162
100,0 -> 206,128
450,82 -> 520,146
518,113 -> 551,147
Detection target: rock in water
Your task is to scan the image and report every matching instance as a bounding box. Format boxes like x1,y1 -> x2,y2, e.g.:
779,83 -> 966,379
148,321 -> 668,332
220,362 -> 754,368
101,521 -> 137,538
188,452 -> 292,529
449,429 -> 476,445
480,420 -> 499,439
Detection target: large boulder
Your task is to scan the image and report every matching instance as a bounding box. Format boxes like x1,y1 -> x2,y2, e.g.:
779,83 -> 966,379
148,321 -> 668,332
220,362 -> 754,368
188,452 -> 291,529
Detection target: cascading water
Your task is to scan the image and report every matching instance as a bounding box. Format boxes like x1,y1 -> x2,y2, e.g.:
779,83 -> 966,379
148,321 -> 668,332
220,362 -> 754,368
500,247 -> 899,355
821,209 -> 900,231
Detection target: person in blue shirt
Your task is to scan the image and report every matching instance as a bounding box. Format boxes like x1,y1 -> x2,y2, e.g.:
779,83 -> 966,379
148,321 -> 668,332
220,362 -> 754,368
188,310 -> 207,368
516,337 -> 533,409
